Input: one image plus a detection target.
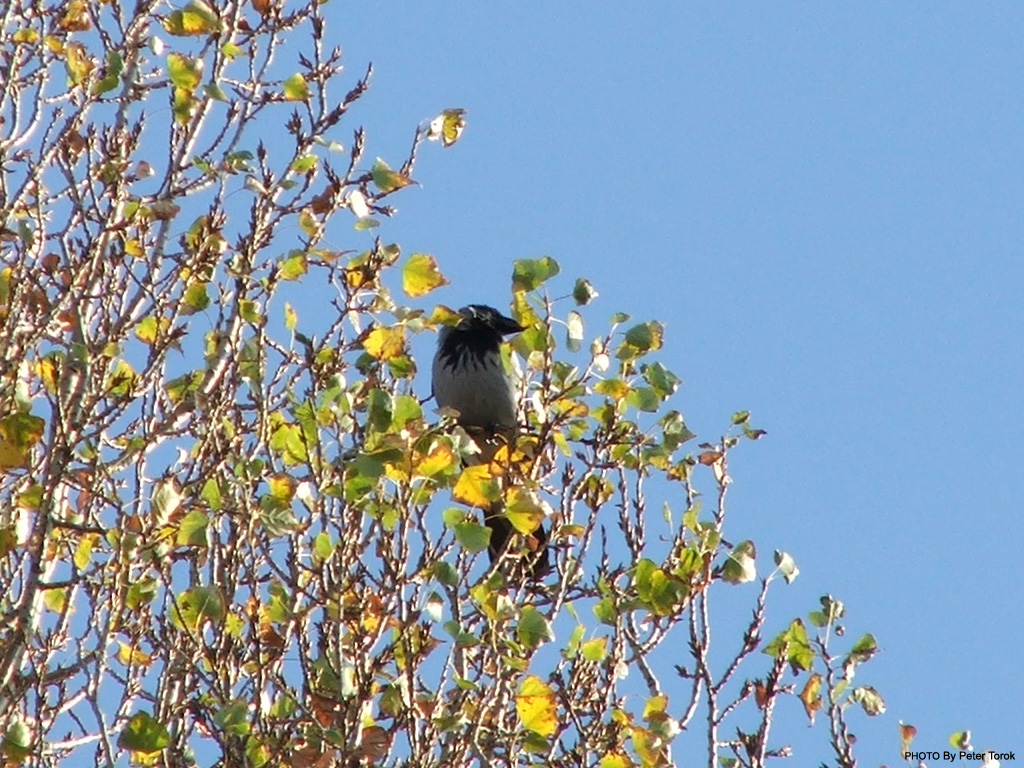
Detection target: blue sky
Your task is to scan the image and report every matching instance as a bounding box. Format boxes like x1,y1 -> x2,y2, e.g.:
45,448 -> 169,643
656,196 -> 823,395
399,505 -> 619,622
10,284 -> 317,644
317,4 -> 1023,762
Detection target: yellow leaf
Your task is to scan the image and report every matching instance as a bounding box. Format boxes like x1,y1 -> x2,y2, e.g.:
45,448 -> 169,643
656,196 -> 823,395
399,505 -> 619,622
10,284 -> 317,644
267,473 -> 296,500
363,326 -> 406,360
800,673 -> 823,723
452,465 -> 498,509
402,253 -> 448,298
516,675 -> 557,737
117,642 -> 154,667
428,108 -> 467,148
415,443 -> 458,478
505,487 -> 550,535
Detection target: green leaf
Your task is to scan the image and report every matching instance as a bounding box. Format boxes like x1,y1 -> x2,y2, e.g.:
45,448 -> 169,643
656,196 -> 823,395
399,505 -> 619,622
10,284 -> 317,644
135,316 -> 159,345
200,478 -> 222,511
764,619 -> 815,673
204,82 -> 228,101
517,605 -> 554,650
846,633 -> 879,666
291,154 -> 318,173
170,586 -> 226,632
572,277 -> 599,305
455,521 -> 490,553
721,540 -> 757,584
313,533 -> 335,562
581,637 -> 608,662
593,597 -> 616,625
392,395 -> 422,428
117,711 -> 171,753
1,719 -> 32,763
371,158 -> 415,193
511,256 -> 560,293
282,73 -> 310,102
176,511 -> 209,547
166,53 -> 202,90
181,282 -> 210,315
849,686 -> 886,716
279,251 -> 308,281
92,51 -> 124,95
126,577 -> 158,611
162,1 -> 222,36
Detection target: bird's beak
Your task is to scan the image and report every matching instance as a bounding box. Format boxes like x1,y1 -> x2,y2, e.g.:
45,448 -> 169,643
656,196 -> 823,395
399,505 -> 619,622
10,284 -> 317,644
495,313 -> 525,335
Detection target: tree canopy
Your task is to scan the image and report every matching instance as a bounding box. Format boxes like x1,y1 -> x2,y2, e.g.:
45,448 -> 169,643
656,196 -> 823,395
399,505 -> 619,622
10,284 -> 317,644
0,2 -> 950,767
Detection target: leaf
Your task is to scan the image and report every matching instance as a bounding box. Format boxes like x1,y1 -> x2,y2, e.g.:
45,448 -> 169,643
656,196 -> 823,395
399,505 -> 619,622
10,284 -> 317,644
176,511 -> 209,547
163,1 -> 222,36
566,310 -> 584,352
0,413 -> 45,470
443,509 -> 490,554
135,316 -> 160,345
517,605 -> 554,650
291,154 -> 317,173
516,675 -> 557,737
581,637 -> 608,662
181,282 -> 210,315
371,158 -> 414,194
773,550 -> 799,584
166,53 -> 203,91
567,278 -> 598,308
721,540 -> 757,584
116,711 -> 171,754
282,73 -> 309,102
402,253 -> 448,297
849,686 -> 886,716
170,586 -> 226,632
763,619 -> 815,673
363,326 -> 406,360
504,487 -> 550,535
799,673 -> 823,723
512,256 -> 560,293
427,108 -> 467,147
452,465 -> 498,509
279,251 -> 308,281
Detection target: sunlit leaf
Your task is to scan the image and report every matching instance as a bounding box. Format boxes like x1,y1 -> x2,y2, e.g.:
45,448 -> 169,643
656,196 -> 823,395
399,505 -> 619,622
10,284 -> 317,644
402,253 -> 448,297
512,256 -> 560,293
427,108 -> 467,147
799,673 -> 823,723
163,1 -> 222,36
282,73 -> 310,101
117,711 -> 171,754
166,53 -> 202,90
452,465 -> 498,509
721,540 -> 756,584
371,158 -> 414,194
170,586 -> 226,632
516,675 -> 557,737
363,325 -> 406,360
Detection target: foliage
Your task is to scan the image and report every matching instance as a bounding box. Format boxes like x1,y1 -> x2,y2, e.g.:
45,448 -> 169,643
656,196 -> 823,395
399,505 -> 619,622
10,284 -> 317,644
0,2 -> 920,766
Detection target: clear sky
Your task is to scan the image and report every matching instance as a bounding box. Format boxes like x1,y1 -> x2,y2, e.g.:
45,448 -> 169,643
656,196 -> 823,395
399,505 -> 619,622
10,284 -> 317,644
318,4 -> 1023,763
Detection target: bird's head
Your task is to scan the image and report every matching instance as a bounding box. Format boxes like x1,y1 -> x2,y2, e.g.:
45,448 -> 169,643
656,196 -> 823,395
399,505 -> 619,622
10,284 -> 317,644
454,304 -> 525,337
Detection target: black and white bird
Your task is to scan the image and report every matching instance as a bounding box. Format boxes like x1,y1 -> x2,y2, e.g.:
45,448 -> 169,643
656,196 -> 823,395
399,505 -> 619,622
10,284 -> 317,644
431,304 -> 549,578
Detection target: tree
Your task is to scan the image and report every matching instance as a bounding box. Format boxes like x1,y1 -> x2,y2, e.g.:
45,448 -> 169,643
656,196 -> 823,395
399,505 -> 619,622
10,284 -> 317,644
0,2 -> 905,766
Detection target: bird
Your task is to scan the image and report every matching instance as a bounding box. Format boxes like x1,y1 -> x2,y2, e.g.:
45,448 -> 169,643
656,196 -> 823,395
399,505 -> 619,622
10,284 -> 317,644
431,304 -> 550,579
